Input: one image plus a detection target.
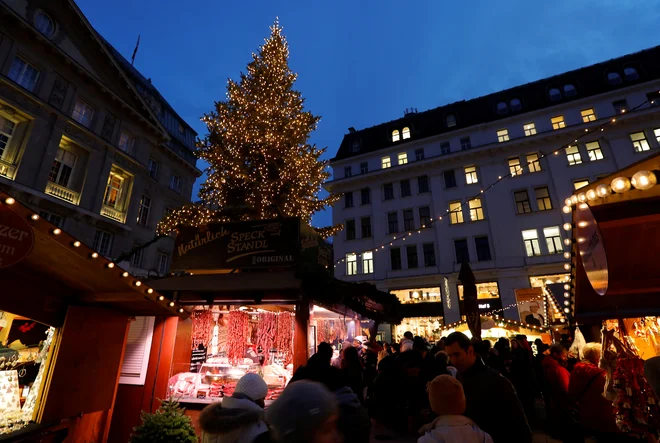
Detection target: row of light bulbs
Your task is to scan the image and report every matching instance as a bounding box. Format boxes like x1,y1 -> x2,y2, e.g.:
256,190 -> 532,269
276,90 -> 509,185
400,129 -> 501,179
3,197 -> 186,315
439,314 -> 549,332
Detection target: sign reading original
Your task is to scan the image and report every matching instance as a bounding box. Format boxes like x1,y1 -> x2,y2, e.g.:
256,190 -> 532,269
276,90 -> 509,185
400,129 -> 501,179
0,204 -> 34,269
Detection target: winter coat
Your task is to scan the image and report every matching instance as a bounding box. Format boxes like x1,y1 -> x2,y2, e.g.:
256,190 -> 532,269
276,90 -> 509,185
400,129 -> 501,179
335,386 -> 371,443
568,361 -> 620,435
541,355 -> 570,424
460,358 -> 532,443
199,396 -> 269,443
418,415 -> 494,443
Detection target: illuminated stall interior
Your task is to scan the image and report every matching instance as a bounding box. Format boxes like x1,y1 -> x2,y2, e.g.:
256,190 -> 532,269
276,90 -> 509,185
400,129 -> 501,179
458,281 -> 502,316
390,287 -> 444,343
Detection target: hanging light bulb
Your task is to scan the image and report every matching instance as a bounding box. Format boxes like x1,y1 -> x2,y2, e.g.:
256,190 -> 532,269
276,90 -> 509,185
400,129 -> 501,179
563,263 -> 571,271
564,284 -> 571,290
570,195 -> 579,205
564,198 -> 573,207
563,252 -> 571,259
564,238 -> 572,246
564,308 -> 570,313
611,177 -> 631,193
631,170 -> 657,190
577,193 -> 587,203
564,300 -> 570,306
562,206 -> 572,214
596,184 -> 611,197
563,223 -> 572,231
564,292 -> 570,298
586,189 -> 597,201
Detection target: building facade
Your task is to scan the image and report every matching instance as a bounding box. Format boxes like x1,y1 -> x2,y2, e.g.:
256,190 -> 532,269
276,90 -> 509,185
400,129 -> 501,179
0,0 -> 200,276
327,46 -> 660,338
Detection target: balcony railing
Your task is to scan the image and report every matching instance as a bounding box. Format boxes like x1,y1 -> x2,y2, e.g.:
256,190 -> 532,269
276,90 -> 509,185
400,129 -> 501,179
45,181 -> 81,205
0,159 -> 17,180
101,204 -> 126,223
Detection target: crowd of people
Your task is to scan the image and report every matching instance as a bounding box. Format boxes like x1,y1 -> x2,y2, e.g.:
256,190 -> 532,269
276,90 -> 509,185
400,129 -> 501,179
198,331 -> 660,443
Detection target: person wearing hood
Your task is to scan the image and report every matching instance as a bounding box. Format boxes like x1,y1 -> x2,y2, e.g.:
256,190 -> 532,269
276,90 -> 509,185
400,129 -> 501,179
199,372 -> 270,443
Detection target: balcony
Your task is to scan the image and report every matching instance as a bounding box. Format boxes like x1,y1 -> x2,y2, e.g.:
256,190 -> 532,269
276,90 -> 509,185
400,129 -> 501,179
101,204 -> 126,223
0,159 -> 17,180
45,181 -> 81,205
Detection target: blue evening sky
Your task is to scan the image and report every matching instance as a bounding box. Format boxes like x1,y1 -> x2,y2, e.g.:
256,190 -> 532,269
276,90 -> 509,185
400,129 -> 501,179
78,0 -> 659,229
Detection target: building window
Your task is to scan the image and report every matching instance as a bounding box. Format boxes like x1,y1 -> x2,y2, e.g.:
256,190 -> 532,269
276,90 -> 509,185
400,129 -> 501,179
469,198 -> 484,221
8,57 -> 40,92
415,148 -> 424,161
345,220 -> 356,240
417,175 -> 430,193
34,11 -> 56,36
522,229 -> 541,257
548,88 -> 562,101
148,158 -> 159,179
551,115 -> 566,130
351,140 -> 360,152
403,209 -> 415,231
382,156 -> 391,169
581,108 -> 597,122
419,206 -> 431,227
444,170 -> 457,188
360,161 -> 368,174
72,99 -> 95,128
362,251 -> 373,274
383,183 -> 394,200
400,179 -> 411,197
630,132 -> 651,152
177,123 -> 185,135
130,244 -> 144,268
0,115 -> 16,161
40,211 -> 63,227
497,102 -> 509,115
360,188 -> 371,205
607,72 -> 622,85
402,127 -> 411,139
103,172 -> 124,208
566,145 -> 582,165
156,252 -> 170,274
446,114 -> 457,127
49,148 -> 76,188
586,141 -> 604,161
449,201 -> 464,224
613,99 -> 628,114
344,166 -> 352,178
387,212 -> 398,234
119,132 -> 135,154
624,67 -> 639,81
423,243 -> 436,267
523,122 -> 537,136
137,195 -> 151,226
534,186 -> 552,211
526,153 -> 541,172
514,190 -> 532,214
390,248 -> 402,271
497,129 -> 510,142
406,245 -> 418,269
564,84 -> 577,97
164,206 -> 174,218
475,236 -> 492,261
454,239 -> 469,264
392,130 -> 400,142
508,157 -> 522,176
93,229 -> 114,257
361,217 -> 372,238
170,173 -> 182,193
464,166 -> 478,184
344,192 -> 354,208
440,142 -> 451,155
460,137 -> 471,150
510,98 -> 522,111
398,152 -> 408,165
544,226 -> 562,254
574,179 -> 589,190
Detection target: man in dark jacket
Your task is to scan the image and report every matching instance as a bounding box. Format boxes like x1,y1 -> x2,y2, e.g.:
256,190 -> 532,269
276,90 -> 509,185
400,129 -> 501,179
445,332 -> 532,443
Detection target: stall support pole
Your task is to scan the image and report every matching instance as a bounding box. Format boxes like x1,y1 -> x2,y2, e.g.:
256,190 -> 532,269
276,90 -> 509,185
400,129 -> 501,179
294,300 -> 311,370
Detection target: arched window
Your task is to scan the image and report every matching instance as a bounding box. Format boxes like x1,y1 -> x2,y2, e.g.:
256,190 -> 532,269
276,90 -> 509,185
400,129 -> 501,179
548,88 -> 562,101
624,67 -> 639,81
402,127 -> 411,139
563,84 -> 577,97
510,98 -> 522,111
607,72 -> 622,85
34,11 -> 55,37
497,102 -> 509,115
392,130 -> 400,142
445,114 -> 457,128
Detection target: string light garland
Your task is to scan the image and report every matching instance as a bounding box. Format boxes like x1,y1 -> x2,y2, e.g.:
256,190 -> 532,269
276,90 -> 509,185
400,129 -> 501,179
438,314 -> 550,333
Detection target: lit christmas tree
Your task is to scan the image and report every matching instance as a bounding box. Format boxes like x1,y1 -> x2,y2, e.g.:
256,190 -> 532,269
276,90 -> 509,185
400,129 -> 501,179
158,20 -> 339,237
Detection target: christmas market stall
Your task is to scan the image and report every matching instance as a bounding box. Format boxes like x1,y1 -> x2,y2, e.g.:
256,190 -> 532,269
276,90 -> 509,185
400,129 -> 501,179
0,192 -> 185,442
439,315 -> 551,344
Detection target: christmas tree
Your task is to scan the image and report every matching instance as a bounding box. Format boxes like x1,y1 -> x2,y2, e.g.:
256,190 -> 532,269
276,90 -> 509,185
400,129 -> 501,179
129,399 -> 198,443
158,20 -> 339,237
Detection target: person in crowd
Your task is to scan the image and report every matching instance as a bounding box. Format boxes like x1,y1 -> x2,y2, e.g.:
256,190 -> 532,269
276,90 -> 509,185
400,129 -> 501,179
444,332 -> 532,443
199,372 -> 270,443
418,374 -> 493,443
542,344 -> 570,438
341,345 -> 365,404
291,342 -> 340,384
395,336 -> 427,433
560,333 -> 572,351
510,338 -> 536,424
266,380 -> 341,443
434,351 -> 457,377
401,331 -> 414,349
332,340 -> 352,368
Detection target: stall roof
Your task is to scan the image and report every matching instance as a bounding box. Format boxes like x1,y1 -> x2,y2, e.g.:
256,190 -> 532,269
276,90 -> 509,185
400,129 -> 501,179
0,193 -> 188,323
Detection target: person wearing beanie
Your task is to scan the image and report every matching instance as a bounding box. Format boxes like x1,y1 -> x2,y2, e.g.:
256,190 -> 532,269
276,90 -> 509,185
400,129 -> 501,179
418,375 -> 493,443
265,380 -> 341,443
199,372 -> 270,443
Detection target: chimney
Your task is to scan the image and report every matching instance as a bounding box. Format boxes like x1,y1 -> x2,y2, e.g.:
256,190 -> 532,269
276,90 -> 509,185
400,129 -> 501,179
348,127 -> 356,133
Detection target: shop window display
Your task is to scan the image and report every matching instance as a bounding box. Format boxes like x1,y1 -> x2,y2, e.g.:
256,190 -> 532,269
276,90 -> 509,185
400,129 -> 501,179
392,287 -> 442,304
394,317 -> 444,343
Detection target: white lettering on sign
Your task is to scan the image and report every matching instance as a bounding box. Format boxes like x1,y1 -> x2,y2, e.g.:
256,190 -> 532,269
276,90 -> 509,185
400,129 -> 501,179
478,303 -> 491,309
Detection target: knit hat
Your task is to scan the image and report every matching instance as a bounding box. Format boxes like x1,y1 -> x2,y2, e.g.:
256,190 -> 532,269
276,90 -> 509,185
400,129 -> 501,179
428,374 -> 466,416
235,372 -> 268,401
265,380 -> 338,442
401,339 -> 414,352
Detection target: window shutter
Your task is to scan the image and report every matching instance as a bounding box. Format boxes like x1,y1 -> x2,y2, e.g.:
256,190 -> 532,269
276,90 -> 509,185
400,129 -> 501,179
119,316 -> 155,385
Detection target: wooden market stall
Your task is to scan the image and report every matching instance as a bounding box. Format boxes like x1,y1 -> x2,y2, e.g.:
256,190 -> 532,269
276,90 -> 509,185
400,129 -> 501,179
0,192 -> 186,442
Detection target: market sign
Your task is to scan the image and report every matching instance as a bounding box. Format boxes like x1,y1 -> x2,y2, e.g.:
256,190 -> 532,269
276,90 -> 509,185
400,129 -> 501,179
0,204 -> 34,269
574,203 -> 608,295
173,218 -> 301,271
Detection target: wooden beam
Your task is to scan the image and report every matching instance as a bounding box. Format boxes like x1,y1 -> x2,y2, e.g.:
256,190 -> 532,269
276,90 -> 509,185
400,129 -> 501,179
79,292 -> 144,303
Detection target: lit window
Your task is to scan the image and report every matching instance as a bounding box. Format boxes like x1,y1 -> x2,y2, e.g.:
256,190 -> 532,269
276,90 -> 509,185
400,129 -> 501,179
523,122 -> 536,136
607,72 -> 622,85
460,137 -> 471,150
527,153 -> 541,172
119,132 -> 135,155
169,173 -> 182,193
398,152 -> 408,165
415,148 -> 424,161
381,156 -> 391,169
8,57 -> 40,92
0,115 -> 16,161
402,127 -> 411,139
344,166 -> 352,178
72,100 -> 95,128
440,142 -> 451,155
362,251 -> 373,274
630,132 -> 651,152
543,226 -> 562,254
497,102 -> 508,115
449,201 -> 464,224
535,186 -> 552,211
613,99 -> 628,114
566,145 -> 582,165
148,158 -> 159,179
522,229 -> 541,257
346,253 -> 357,275
360,161 -> 368,174
586,141 -> 604,161
34,11 -> 55,36
624,67 -> 639,81
509,157 -> 522,176
564,84 -> 577,97
446,114 -> 457,127
137,195 -> 151,225
653,128 -> 660,145
510,98 -> 522,111
497,129 -> 509,143
49,148 -> 76,188
549,88 -> 562,101
156,252 -> 170,274
392,130 -> 400,142
103,172 -> 124,208
464,166 -> 478,184
581,108 -> 596,123
93,229 -> 114,257
551,115 -> 565,130
469,198 -> 484,221
574,180 -> 589,190
514,190 -> 531,214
